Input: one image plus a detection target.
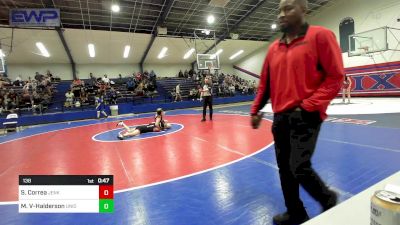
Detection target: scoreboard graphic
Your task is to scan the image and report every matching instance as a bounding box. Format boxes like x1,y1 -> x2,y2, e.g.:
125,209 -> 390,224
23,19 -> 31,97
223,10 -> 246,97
19,175 -> 113,213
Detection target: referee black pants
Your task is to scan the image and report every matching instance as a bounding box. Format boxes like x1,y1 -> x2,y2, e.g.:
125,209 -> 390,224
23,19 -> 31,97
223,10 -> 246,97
202,96 -> 213,119
272,109 -> 332,215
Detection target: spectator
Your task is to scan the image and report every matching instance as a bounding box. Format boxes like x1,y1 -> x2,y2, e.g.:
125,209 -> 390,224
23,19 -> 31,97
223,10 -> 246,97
71,78 -> 83,97
23,81 -> 32,92
7,89 -> 18,110
80,88 -> 88,104
251,80 -> 257,93
43,77 -> 53,95
143,80 -> 148,94
102,74 -> 110,84
216,85 -> 222,97
34,72 -> 43,82
143,71 -> 149,80
126,77 -> 135,91
178,70 -> 183,78
98,81 -> 108,95
189,69 -> 194,79
13,75 -> 23,86
20,88 -> 31,107
46,70 -> 54,81
229,84 -> 235,96
136,82 -> 144,96
197,85 -> 202,100
127,78 -> 135,92
108,87 -> 118,105
41,92 -> 51,109
1,74 -> 11,84
31,91 -> 42,114
135,72 -> 142,82
116,74 -> 125,85
0,76 -> 10,88
189,88 -> 197,101
0,92 -> 4,109
74,99 -> 81,108
15,75 -> 22,82
89,73 -> 97,86
147,81 -> 156,92
2,93 -> 10,110
72,78 -> 83,87
32,80 -> 38,92
149,70 -> 156,79
175,84 -> 182,102
65,90 -> 74,108
242,84 -> 249,95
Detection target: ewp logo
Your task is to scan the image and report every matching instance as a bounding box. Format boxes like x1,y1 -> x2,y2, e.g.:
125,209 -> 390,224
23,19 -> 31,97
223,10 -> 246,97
10,8 -> 60,27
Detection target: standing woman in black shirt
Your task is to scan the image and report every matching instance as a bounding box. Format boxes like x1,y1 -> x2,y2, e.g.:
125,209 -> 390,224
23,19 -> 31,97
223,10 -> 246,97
201,76 -> 213,122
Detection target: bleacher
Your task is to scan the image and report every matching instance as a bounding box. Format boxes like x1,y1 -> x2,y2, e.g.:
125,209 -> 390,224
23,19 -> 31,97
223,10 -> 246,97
0,75 -> 257,127
156,77 -> 199,101
1,81 -> 59,115
1,73 -> 256,120
47,81 -> 69,112
41,77 -> 200,113
109,79 -> 161,104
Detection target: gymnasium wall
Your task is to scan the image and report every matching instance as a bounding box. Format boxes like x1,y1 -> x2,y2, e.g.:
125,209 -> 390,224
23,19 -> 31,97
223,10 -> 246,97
231,0 -> 400,96
7,63 -> 187,80
233,45 -> 268,81
76,64 -> 140,79
76,63 -> 193,79
143,64 -> 191,78
6,63 -> 236,81
308,0 -> 400,67
7,63 -> 72,80
345,61 -> 400,96
1,26 -> 241,81
220,64 -> 235,76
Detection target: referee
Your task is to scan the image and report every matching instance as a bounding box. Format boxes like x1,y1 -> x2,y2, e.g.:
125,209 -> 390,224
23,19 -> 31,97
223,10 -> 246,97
201,76 -> 213,122
251,0 -> 344,224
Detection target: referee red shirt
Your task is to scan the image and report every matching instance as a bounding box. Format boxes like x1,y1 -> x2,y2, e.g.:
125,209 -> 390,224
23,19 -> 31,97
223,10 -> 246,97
251,24 -> 344,120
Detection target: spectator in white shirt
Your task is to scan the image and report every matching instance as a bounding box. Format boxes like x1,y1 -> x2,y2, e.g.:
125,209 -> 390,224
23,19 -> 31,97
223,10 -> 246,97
175,84 -> 182,102
102,74 -> 110,84
65,90 -> 74,107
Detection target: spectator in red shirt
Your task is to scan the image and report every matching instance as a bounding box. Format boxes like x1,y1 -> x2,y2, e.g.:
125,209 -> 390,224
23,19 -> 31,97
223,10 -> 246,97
251,0 -> 344,224
135,72 -> 142,82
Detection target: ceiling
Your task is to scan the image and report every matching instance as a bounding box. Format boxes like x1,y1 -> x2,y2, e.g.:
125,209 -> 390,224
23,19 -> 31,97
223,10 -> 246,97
0,0 -> 334,41
0,28 -> 68,64
146,36 -> 266,64
0,27 -> 267,64
0,0 -> 334,65
63,29 -> 151,64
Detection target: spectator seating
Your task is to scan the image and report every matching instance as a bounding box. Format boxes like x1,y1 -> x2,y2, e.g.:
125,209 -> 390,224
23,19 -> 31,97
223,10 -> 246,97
156,77 -> 198,101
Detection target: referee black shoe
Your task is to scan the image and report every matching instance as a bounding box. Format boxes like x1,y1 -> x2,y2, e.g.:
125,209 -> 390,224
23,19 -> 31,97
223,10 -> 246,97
273,211 -> 309,225
322,190 -> 338,211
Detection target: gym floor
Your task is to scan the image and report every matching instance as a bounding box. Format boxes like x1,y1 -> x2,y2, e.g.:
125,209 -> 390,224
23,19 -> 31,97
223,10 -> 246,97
0,98 -> 399,225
